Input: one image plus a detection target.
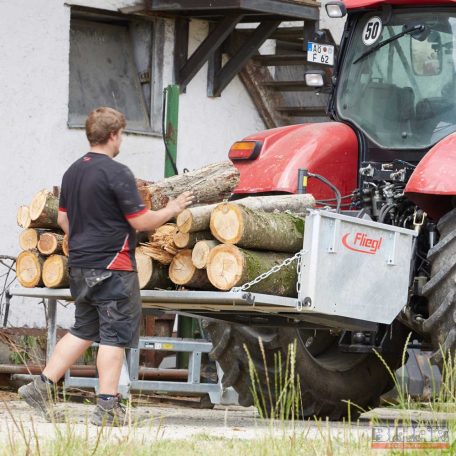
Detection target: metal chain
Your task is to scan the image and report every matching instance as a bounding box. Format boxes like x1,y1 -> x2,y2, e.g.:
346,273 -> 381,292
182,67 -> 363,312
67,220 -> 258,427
231,249 -> 306,293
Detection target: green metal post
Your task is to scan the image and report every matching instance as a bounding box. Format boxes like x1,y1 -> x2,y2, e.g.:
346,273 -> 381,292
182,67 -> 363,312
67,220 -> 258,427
163,84 -> 199,367
164,84 -> 180,178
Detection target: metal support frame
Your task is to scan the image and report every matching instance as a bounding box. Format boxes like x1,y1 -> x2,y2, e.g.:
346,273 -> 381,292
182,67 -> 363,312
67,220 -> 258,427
208,20 -> 281,97
175,15 -> 244,92
63,337 -> 238,404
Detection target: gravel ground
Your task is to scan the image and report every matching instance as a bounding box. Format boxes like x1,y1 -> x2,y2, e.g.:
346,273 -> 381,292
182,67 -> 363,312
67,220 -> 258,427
0,391 -> 373,444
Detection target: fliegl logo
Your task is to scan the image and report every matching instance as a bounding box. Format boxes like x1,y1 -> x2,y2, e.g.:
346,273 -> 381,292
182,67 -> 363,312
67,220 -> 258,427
342,232 -> 383,255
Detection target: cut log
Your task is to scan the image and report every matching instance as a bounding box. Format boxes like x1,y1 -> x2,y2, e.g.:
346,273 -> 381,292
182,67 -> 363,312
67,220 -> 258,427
192,240 -> 220,269
210,203 -> 304,252
16,251 -> 44,288
37,232 -> 64,256
173,230 -> 214,249
207,244 -> 297,296
135,247 -> 172,289
19,228 -> 47,251
169,250 -> 213,289
29,190 -> 59,229
177,193 -> 314,233
141,161 -> 239,210
42,255 -> 69,288
17,206 -> 32,229
62,234 -> 69,257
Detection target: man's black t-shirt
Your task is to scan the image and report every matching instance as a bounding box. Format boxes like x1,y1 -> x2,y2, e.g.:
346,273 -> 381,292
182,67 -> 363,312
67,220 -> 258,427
59,152 -> 147,271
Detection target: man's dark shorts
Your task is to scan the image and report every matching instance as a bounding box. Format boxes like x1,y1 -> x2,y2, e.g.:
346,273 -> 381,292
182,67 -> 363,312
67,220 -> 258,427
68,268 -> 141,348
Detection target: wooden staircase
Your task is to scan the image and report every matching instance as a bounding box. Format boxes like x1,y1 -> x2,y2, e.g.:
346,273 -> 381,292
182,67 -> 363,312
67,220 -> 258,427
238,24 -> 333,128
128,0 -> 334,128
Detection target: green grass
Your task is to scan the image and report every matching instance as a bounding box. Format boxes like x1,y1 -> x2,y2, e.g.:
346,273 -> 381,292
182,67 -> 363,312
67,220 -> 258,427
4,335 -> 456,455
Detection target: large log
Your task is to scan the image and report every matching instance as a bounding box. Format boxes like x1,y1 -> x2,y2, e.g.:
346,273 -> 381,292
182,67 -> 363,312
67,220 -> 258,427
176,194 -> 314,233
16,251 -> 44,288
29,190 -> 59,229
210,203 -> 304,252
173,230 -> 214,249
37,232 -> 64,256
19,228 -> 48,251
135,247 -> 172,289
207,244 -> 297,296
192,240 -> 220,269
42,255 -> 69,288
140,161 -> 239,210
169,250 -> 213,289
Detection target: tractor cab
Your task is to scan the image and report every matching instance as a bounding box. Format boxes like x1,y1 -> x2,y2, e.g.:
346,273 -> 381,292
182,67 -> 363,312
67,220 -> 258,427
332,3 -> 456,162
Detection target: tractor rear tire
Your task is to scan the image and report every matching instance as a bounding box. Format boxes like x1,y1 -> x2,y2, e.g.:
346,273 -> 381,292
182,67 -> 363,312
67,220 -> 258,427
423,208 -> 456,365
204,321 -> 407,420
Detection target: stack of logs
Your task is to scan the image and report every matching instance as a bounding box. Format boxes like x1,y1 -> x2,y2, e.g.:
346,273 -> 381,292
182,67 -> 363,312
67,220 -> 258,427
15,160 -> 315,296
16,189 -> 69,288
166,194 -> 314,296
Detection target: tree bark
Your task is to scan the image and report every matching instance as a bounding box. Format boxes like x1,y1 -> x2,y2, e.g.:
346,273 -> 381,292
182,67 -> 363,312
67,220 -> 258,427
207,244 -> 297,296
37,232 -> 64,256
42,255 -> 69,288
173,230 -> 214,249
210,203 -> 304,252
19,229 -> 48,251
29,190 -> 59,229
169,250 -> 213,289
135,247 -> 172,289
192,240 -> 220,269
140,161 -> 239,210
16,251 -> 44,288
176,194 -> 314,233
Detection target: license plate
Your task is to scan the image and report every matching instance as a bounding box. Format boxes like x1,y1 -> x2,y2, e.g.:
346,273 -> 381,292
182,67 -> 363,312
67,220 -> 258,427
307,42 -> 334,66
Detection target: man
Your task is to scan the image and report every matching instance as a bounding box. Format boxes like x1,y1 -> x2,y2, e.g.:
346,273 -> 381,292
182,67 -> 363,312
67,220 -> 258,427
18,107 -> 193,426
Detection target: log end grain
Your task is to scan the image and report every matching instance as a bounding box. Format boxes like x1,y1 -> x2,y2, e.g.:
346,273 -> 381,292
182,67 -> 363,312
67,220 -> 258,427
135,247 -> 153,289
62,234 -> 69,257
169,250 -> 195,285
17,206 -> 31,229
16,251 -> 43,288
176,210 -> 193,234
173,231 -> 190,249
19,229 -> 39,250
42,255 -> 68,288
210,203 -> 244,244
29,190 -> 51,221
38,233 -> 57,255
192,240 -> 219,269
207,244 -> 244,290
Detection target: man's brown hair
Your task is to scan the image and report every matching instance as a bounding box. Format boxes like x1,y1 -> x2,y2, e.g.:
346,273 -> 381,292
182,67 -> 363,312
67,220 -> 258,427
85,107 -> 126,146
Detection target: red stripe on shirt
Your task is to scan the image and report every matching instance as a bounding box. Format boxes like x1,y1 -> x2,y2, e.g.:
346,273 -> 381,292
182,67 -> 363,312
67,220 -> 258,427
106,234 -> 133,271
125,207 -> 148,219
58,207 -> 67,212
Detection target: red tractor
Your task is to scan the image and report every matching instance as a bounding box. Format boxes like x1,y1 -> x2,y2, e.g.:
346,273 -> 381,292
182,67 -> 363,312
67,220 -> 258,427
204,0 -> 456,419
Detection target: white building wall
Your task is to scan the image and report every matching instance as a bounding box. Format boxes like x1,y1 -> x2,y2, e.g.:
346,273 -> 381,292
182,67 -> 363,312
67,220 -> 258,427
0,0 -> 265,327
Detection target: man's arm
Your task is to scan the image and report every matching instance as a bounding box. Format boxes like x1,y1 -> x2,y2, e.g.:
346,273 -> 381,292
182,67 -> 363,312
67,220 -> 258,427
57,211 -> 69,235
128,191 -> 194,232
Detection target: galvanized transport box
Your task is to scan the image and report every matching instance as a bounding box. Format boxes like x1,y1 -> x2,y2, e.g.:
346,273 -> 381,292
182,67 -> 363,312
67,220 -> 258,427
299,210 -> 416,324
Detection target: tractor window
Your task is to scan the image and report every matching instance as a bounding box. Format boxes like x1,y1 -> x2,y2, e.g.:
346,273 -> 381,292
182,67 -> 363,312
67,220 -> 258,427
337,10 -> 456,149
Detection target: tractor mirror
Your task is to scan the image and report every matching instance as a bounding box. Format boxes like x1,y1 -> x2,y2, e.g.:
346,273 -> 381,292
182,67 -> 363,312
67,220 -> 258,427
305,71 -> 325,87
325,2 -> 347,18
411,31 -> 442,76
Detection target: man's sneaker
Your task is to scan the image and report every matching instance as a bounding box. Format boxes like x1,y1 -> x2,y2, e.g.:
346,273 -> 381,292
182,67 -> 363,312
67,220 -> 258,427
90,394 -> 128,427
18,376 -> 59,421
